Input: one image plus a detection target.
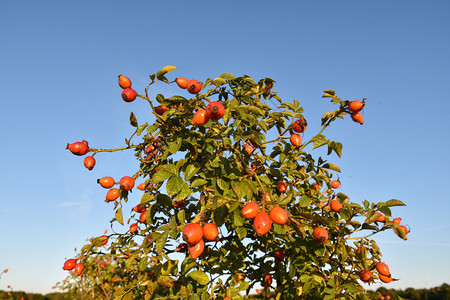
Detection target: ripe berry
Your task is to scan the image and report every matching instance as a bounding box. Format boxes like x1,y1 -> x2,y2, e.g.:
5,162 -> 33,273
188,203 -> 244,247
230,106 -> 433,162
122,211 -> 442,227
237,274 -> 245,281
274,250 -> 285,261
351,112 -> 364,124
330,200 -> 343,213
374,212 -> 386,223
187,79 -> 202,94
173,200 -> 186,209
359,269 -> 372,282
175,243 -> 188,253
176,77 -> 189,89
63,259 -> 77,271
98,177 -> 115,189
243,144 -> 253,155
292,117 -> 308,133
139,210 -> 148,223
264,82 -> 274,92
121,88 -> 137,102
241,202 -> 259,219
74,263 -> 84,275
376,262 -> 391,277
331,180 -> 340,189
269,206 -> 288,225
130,223 -> 138,233
191,109 -> 209,126
264,274 -> 273,286
348,100 -> 364,112
100,235 -> 108,245
105,188 -> 120,202
203,223 -> 219,242
83,156 -> 96,170
224,297 -> 231,300
253,211 -> 272,236
67,141 -> 89,156
206,101 -> 225,121
118,75 -> 132,89
313,227 -> 328,243
188,239 -> 204,260
395,225 -> 409,239
137,183 -> 146,191
393,218 -> 401,225
290,134 -> 302,147
182,223 -> 204,245
154,105 -> 168,116
399,225 -> 409,234
276,181 -> 287,193
133,204 -> 146,213
378,273 -> 393,283
119,176 -> 135,191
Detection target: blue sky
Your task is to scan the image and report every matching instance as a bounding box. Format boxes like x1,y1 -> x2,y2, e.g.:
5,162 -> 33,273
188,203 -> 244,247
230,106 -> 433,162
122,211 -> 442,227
0,1 -> 449,294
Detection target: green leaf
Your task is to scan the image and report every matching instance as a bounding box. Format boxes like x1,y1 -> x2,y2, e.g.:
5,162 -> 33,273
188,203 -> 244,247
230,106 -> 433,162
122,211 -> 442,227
233,210 -> 245,227
177,209 -> 186,225
188,270 -> 209,285
241,105 -> 264,116
121,290 -> 134,300
299,195 -> 311,207
239,281 -> 249,291
115,207 -> 123,225
312,134 -> 328,150
191,178 -> 207,188
169,136 -> 182,154
220,73 -> 235,80
279,102 -> 295,111
129,112 -> 138,127
157,275 -> 174,287
184,163 -> 201,182
328,141 -> 343,158
212,77 -> 227,86
164,164 -> 179,176
152,169 -> 173,184
392,224 -> 407,240
385,199 -> 406,207
322,90 -> 335,98
81,243 -> 94,254
278,193 -> 293,205
157,65 -> 177,78
321,111 -> 334,125
217,178 -> 228,191
157,194 -> 173,207
175,182 -> 191,201
322,163 -> 341,172
156,231 -> 169,253
169,216 -> 177,239
236,227 -> 247,240
156,94 -> 165,103
166,176 -> 183,196
136,123 -> 148,136
167,95 -> 189,103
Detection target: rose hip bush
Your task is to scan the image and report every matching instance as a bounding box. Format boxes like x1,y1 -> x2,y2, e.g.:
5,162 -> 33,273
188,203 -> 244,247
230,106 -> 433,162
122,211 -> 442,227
61,66 -> 408,299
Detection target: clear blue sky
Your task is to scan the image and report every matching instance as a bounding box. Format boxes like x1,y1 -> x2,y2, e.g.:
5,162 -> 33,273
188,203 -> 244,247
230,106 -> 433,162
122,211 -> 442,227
1,1 -> 449,295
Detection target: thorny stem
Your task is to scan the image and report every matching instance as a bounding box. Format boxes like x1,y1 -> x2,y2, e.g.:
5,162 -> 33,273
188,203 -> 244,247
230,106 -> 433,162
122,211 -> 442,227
91,145 -> 137,154
346,231 -> 379,240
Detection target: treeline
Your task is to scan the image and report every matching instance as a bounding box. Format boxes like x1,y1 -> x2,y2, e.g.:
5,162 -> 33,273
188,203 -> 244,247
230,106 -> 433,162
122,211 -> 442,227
248,284 -> 450,299
1,284 -> 449,299
0,291 -> 75,300
365,283 -> 450,300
